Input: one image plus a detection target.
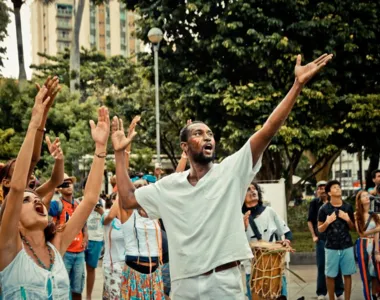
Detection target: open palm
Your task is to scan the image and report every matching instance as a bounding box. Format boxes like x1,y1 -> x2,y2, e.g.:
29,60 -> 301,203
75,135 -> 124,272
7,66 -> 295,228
112,116 -> 136,151
294,53 -> 333,84
90,107 -> 110,146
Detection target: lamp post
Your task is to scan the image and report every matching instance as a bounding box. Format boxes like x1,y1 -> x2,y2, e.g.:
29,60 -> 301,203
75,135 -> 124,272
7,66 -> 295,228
148,27 -> 163,166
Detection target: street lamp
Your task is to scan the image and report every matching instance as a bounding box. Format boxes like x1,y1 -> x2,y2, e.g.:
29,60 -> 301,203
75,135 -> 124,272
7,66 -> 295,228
148,27 -> 163,166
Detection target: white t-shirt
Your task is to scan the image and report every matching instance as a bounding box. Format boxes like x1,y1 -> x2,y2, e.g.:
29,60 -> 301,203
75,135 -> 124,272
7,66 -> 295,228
102,211 -> 125,268
87,199 -> 105,241
136,140 -> 262,281
245,206 -> 290,243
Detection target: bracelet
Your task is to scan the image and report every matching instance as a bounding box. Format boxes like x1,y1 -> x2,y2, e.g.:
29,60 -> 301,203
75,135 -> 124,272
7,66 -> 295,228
37,128 -> 46,133
95,152 -> 107,158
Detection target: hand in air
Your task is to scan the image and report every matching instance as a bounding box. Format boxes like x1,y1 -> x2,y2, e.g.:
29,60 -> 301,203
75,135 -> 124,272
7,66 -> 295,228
128,115 -> 141,139
89,106 -> 110,146
295,53 -> 333,85
30,86 -> 50,129
46,135 -> 64,161
35,76 -> 61,112
111,116 -> 137,152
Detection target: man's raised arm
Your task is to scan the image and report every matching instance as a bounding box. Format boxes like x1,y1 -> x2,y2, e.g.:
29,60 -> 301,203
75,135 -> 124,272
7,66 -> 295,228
249,54 -> 333,166
111,116 -> 139,210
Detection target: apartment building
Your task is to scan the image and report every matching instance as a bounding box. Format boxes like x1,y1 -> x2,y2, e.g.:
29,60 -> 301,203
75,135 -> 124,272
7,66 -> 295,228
30,0 -> 142,66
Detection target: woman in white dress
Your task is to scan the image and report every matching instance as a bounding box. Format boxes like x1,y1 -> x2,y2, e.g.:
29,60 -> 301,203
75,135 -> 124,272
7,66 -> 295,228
102,193 -> 125,299
0,102 -> 125,299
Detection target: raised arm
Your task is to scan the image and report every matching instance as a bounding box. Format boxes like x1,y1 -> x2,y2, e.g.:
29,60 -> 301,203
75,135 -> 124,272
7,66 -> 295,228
36,136 -> 64,199
125,115 -> 140,170
0,87 -> 49,270
112,117 -> 139,210
249,54 -> 333,166
29,77 -> 61,179
56,107 -> 110,255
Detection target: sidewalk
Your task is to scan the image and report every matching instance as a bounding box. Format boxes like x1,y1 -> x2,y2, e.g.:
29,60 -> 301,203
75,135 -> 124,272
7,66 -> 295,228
88,264 -> 364,299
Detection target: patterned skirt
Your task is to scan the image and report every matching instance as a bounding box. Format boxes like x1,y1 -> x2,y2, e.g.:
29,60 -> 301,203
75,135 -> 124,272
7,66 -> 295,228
103,262 -> 123,300
121,263 -> 165,300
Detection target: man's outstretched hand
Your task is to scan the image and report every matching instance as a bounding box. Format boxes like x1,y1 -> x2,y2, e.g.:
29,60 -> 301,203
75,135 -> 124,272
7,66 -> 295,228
295,53 -> 333,85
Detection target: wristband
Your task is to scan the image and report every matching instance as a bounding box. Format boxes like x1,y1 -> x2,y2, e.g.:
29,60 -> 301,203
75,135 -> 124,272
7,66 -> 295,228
37,128 -> 46,133
95,152 -> 107,158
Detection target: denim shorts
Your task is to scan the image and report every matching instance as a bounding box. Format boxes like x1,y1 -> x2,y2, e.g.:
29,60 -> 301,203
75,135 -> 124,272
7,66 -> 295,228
63,251 -> 85,294
85,240 -> 104,268
325,247 -> 356,277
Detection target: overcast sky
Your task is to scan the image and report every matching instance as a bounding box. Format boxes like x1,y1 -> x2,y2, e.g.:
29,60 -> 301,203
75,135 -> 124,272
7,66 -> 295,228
1,0 -> 32,79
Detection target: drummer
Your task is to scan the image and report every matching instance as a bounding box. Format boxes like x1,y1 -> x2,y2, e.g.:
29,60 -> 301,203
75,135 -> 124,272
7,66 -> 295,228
242,181 -> 292,300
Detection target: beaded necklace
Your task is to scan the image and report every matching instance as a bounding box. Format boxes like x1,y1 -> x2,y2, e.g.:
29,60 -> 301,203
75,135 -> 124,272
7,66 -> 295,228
21,235 -> 54,271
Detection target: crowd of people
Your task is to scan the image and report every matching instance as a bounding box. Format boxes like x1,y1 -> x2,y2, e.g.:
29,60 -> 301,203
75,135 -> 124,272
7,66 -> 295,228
0,53 -> 342,300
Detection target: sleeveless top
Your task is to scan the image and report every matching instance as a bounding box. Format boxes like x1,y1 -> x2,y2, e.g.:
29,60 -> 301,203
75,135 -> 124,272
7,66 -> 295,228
0,242 -> 70,299
102,211 -> 125,268
121,210 -> 161,260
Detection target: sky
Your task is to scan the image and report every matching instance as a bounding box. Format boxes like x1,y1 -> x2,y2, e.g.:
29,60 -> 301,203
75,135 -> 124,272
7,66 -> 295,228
1,0 -> 32,79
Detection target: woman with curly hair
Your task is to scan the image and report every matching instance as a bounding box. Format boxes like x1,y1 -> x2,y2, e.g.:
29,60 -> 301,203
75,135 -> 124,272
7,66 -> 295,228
355,190 -> 380,300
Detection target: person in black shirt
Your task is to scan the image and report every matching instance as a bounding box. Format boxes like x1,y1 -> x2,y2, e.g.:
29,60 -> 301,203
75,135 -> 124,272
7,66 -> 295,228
307,180 -> 344,300
318,180 -> 356,300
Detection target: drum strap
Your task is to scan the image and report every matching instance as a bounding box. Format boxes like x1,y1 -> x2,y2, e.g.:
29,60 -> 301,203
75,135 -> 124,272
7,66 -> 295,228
248,215 -> 262,240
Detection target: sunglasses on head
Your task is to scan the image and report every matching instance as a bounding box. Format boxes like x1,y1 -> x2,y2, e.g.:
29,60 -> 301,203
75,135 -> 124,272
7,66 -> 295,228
58,181 -> 72,188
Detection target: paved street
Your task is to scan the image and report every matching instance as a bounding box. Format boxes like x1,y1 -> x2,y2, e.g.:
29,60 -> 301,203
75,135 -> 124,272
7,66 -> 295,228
86,263 -> 364,299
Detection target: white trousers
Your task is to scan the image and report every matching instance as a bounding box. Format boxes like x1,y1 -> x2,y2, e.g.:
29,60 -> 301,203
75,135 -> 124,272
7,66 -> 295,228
170,265 -> 245,300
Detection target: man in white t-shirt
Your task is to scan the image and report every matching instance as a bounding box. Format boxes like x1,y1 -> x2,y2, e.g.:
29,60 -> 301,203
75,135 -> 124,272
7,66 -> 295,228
111,54 -> 333,299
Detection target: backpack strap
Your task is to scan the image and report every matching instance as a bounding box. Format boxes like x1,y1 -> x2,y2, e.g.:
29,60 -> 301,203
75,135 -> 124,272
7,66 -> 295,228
364,212 -> 373,231
248,214 -> 262,240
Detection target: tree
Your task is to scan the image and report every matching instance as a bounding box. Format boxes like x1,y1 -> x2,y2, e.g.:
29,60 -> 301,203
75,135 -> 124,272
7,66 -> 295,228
0,0 -> 10,73
69,0 -> 85,92
123,0 -> 380,202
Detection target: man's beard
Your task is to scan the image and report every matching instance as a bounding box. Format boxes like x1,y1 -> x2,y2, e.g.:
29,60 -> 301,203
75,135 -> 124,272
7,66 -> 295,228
192,151 -> 215,165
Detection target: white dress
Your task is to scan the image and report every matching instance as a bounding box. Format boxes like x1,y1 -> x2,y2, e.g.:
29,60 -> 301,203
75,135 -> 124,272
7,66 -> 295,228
0,242 -> 70,299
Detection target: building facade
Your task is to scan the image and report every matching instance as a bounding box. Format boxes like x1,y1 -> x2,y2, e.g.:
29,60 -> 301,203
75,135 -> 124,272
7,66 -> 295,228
30,0 -> 142,66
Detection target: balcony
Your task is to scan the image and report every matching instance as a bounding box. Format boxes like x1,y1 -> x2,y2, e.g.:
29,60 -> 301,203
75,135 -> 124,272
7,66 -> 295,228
57,9 -> 72,18
57,22 -> 71,30
57,35 -> 71,42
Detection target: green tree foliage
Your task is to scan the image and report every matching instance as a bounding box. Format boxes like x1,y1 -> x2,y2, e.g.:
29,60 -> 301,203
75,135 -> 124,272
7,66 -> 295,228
0,0 -> 10,72
123,0 -> 380,201
32,49 -> 186,169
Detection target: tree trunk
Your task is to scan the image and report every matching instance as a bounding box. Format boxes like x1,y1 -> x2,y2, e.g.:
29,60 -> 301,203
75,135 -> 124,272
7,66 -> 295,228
365,153 -> 379,190
70,0 -> 85,92
284,151 -> 302,204
255,149 -> 283,181
304,150 -> 340,182
13,0 -> 27,84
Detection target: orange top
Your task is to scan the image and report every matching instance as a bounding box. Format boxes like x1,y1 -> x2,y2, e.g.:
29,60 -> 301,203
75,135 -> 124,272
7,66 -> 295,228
54,198 -> 84,253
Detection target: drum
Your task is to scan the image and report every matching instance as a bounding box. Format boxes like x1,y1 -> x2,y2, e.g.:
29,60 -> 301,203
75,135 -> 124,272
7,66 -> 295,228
250,241 -> 288,300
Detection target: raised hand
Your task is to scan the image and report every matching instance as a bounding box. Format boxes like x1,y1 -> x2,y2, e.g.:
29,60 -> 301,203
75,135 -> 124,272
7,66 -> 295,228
294,53 -> 333,85
36,76 -> 61,112
128,115 -> 141,138
112,116 -> 137,152
89,106 -> 110,146
45,135 -> 64,160
30,86 -> 50,129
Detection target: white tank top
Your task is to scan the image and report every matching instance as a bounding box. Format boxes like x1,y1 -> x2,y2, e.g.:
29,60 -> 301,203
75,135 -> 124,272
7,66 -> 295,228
0,242 -> 70,299
103,212 -> 125,267
121,210 -> 161,258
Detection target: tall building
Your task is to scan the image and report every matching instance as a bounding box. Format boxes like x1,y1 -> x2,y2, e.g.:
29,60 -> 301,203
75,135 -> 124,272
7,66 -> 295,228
30,0 -> 142,66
